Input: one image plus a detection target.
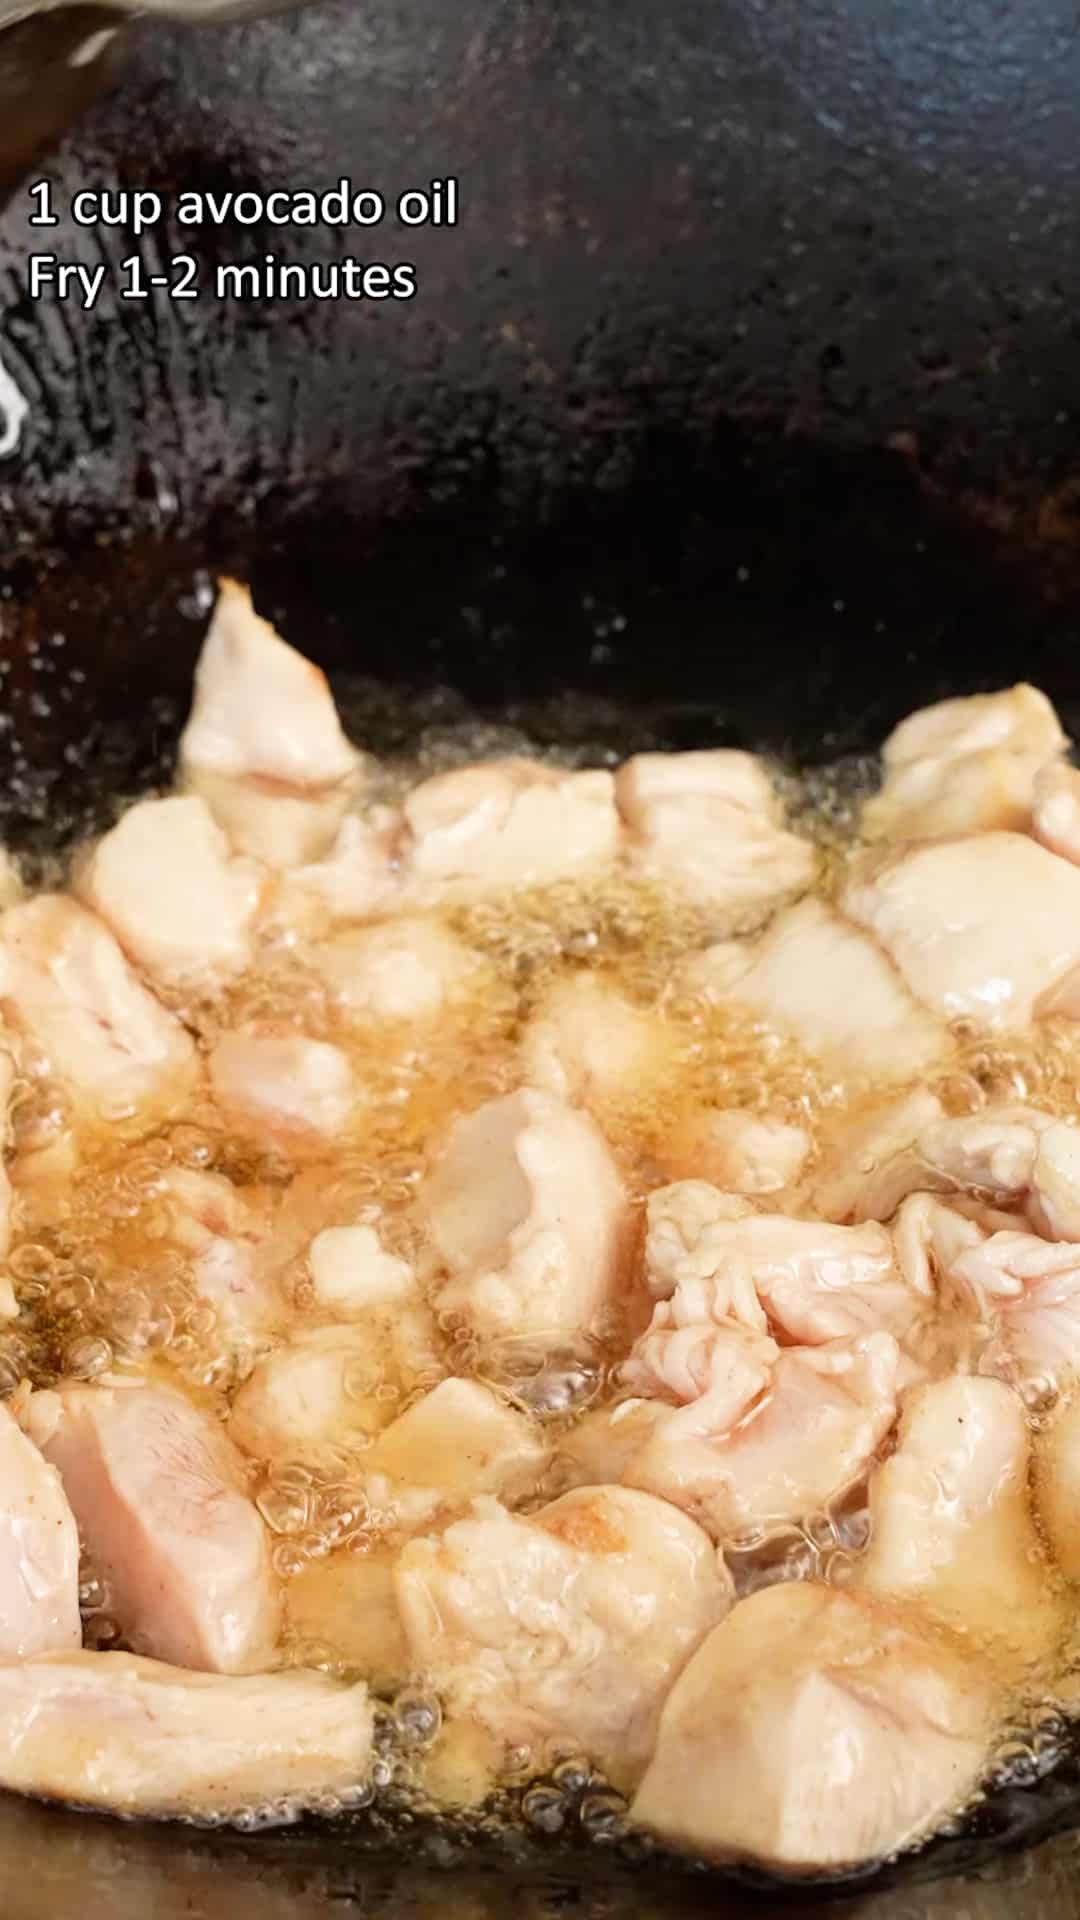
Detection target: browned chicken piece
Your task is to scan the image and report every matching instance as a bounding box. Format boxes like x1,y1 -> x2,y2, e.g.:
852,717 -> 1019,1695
0,1400 -> 80,1658
617,1326 -> 901,1542
0,1654 -> 373,1818
29,1384 -> 281,1675
179,580 -> 361,868
315,915 -> 482,1022
421,1088 -> 630,1361
862,685 -> 1067,842
395,1485 -> 732,1792
402,758 -> 619,899
685,897 -> 950,1082
209,1028 -> 356,1145
616,749 -> 816,920
844,832 -> 1080,1030
1032,759 -> 1080,866
654,1110 -> 810,1198
77,795 -> 264,992
0,896 -> 199,1121
1033,1388 -> 1080,1581
854,1374 -> 1065,1662
521,973 -> 678,1110
631,1582 -> 993,1873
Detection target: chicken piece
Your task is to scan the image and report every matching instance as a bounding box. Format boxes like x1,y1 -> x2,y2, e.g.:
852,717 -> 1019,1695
286,1549 -> 409,1691
0,897 -> 198,1120
844,833 -> 1080,1030
0,1653 -> 372,1818
862,684 -> 1067,842
366,1379 -> 547,1519
421,1089 -> 630,1360
209,1029 -> 355,1144
1032,759 -> 1080,867
29,1384 -> 280,1675
402,758 -> 618,898
616,750 -> 816,919
811,1088 -> 945,1222
1033,1389 -> 1080,1582
631,1582 -> 992,1873
315,916 -> 480,1021
269,809 -> 401,928
890,1193 -> 989,1301
686,897 -> 949,1082
643,1182 -> 763,1316
952,1230 -> 1080,1389
179,580 -> 360,868
229,1308 -> 439,1461
308,1224 -> 414,1313
839,1104 -> 1080,1243
157,1167 -> 274,1340
655,1109 -> 810,1197
77,796 -> 264,992
620,1328 -> 901,1542
0,1044 -> 15,1264
0,1401 -> 80,1658
395,1485 -> 732,1790
643,1188 -> 918,1349
521,973 -> 677,1110
855,1375 -> 1063,1660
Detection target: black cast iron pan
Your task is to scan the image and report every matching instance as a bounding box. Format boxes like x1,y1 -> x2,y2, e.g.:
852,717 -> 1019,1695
4,4 -> 1080,1912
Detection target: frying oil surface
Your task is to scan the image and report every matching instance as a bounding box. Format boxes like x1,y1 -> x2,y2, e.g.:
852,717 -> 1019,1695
3,699 -> 1079,1843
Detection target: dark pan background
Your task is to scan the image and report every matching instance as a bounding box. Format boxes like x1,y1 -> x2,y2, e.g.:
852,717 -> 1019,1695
3,3 -> 1080,1912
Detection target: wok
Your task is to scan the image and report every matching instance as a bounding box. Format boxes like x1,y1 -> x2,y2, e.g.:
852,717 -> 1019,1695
2,2 -> 1080,1913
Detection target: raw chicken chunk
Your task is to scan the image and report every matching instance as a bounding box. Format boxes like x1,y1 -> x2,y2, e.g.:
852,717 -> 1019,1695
209,1029 -> 355,1143
30,1384 -> 280,1675
616,750 -> 816,918
179,580 -> 360,868
862,684 -> 1067,842
1032,760 -> 1080,867
655,1110 -> 809,1198
843,833 -> 1080,1029
521,973 -> 677,1109
686,897 -> 949,1081
0,1653 -> 372,1818
0,897 -> 198,1119
1034,1389 -> 1080,1581
642,1185 -> 920,1350
856,1375 -> 1064,1660
402,758 -> 618,898
78,796 -> 263,991
395,1485 -> 732,1790
308,1224 -> 414,1313
0,1400 -> 80,1657
156,1167 -> 274,1341
952,1230 -> 1080,1388
316,916 -> 479,1021
631,1582 -> 992,1872
619,1329 -> 900,1541
421,1089 -> 630,1359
